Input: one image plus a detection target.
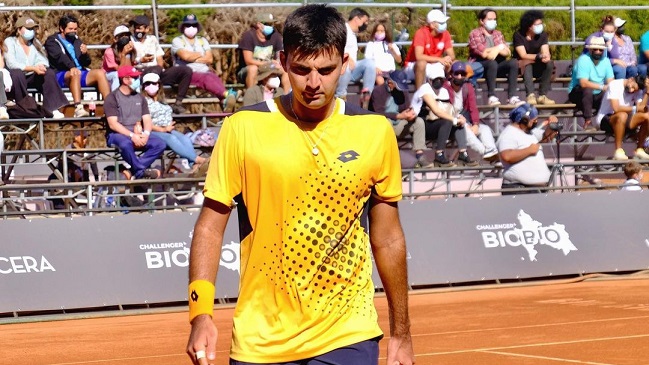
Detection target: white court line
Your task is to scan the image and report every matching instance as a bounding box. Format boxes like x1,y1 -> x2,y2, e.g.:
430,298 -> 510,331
46,350 -> 230,365
412,333 -> 649,357
409,315 -> 649,338
479,350 -> 616,365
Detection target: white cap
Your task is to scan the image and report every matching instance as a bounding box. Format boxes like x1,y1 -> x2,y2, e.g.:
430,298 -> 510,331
427,62 -> 446,80
427,9 -> 449,24
142,73 -> 160,83
614,17 -> 626,28
113,25 -> 130,37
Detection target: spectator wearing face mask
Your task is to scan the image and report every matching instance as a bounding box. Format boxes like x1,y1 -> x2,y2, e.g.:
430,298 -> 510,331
171,14 -> 237,113
44,14 -> 111,117
4,16 -> 68,119
242,63 -> 284,107
613,17 -> 646,78
103,25 -> 136,91
584,15 -> 630,80
468,8 -> 520,106
141,72 -> 208,173
363,22 -> 402,86
237,13 -> 290,91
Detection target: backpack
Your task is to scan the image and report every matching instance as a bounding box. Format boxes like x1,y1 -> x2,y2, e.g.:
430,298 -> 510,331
186,128 -> 217,147
7,95 -> 53,119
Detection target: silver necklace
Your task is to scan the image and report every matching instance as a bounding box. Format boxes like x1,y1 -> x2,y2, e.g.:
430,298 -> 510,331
288,94 -> 331,156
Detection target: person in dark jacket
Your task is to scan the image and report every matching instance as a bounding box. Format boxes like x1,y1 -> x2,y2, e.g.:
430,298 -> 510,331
44,14 -> 110,117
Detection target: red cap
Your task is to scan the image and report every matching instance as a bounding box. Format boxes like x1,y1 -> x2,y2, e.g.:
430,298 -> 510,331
117,66 -> 141,78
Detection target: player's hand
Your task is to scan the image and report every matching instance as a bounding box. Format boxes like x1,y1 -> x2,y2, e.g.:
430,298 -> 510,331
187,315 -> 218,365
70,68 -> 81,77
386,333 -> 415,365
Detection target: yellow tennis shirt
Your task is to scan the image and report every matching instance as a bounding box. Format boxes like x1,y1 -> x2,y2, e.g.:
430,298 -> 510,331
203,97 -> 402,363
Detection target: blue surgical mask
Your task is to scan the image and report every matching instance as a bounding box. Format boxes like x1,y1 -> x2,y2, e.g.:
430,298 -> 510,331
22,29 -> 35,41
484,20 -> 497,31
436,22 -> 447,32
129,77 -> 141,92
262,25 -> 274,36
533,24 -> 544,35
602,32 -> 614,41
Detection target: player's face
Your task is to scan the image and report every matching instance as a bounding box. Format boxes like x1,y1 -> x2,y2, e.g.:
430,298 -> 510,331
281,50 -> 348,111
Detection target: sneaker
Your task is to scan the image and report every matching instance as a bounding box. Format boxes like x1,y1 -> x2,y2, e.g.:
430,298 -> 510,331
52,110 -> 65,119
0,107 -> 8,120
526,93 -> 537,105
222,89 -> 237,113
483,148 -> 499,161
434,151 -> 455,167
458,151 -> 479,167
613,148 -> 629,160
172,102 -> 189,114
634,148 -> 649,160
508,96 -> 522,105
537,95 -> 555,105
488,96 -> 501,106
74,104 -> 89,118
416,155 -> 435,169
140,168 -> 161,179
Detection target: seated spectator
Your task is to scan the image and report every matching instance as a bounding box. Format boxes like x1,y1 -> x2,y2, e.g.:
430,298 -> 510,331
468,8 -> 520,106
513,10 -> 555,105
0,51 -> 10,120
44,14 -> 110,118
497,103 -> 553,195
104,66 -> 166,180
443,61 -> 498,162
103,25 -> 136,91
242,63 -> 284,107
621,161 -> 643,191
335,8 -> 377,104
594,74 -> 649,160
364,22 -> 402,85
613,17 -> 645,78
171,14 -> 237,113
4,16 -> 68,119
129,15 -> 192,114
568,37 -> 613,130
368,69 -> 434,168
236,13 -> 289,91
411,63 -> 477,167
584,15 -> 630,80
141,72 -> 208,174
403,9 -> 454,90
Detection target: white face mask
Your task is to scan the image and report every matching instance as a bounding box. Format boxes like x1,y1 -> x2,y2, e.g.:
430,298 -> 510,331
602,32 -> 614,41
436,22 -> 447,32
533,24 -> 544,35
266,76 -> 281,89
184,26 -> 198,38
484,19 -> 497,31
22,28 -> 35,41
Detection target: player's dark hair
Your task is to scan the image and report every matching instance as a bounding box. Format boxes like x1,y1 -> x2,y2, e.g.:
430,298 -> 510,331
519,10 -> 544,34
636,74 -> 647,90
58,14 -> 78,30
283,4 -> 347,61
348,8 -> 369,21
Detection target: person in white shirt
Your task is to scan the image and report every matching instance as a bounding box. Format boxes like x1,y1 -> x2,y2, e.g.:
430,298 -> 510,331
595,74 -> 649,160
364,23 -> 402,85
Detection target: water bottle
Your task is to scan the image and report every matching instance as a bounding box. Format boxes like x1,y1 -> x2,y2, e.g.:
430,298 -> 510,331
88,98 -> 96,117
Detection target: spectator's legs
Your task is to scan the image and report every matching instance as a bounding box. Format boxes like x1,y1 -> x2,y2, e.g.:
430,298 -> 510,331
523,64 -> 535,96
38,69 -> 69,113
64,71 -> 82,103
469,62 -> 484,88
497,58 -> 519,99
351,58 -> 377,93
609,112 -> 628,149
629,112 -> 649,150
477,124 -> 497,154
612,64 -> 626,79
85,69 -> 111,99
414,60 -> 428,89
480,60 -> 498,97
190,72 -> 226,100
538,60 -> 554,97
425,119 -> 452,152
137,134 -> 167,172
160,65 -> 192,102
464,125 -> 485,155
7,69 -> 29,102
569,86 -> 597,125
409,117 -> 427,152
637,64 -> 648,77
107,133 -> 147,177
335,68 -> 352,98
453,125 -> 468,150
106,71 -> 120,91
245,65 -> 259,90
151,130 -> 198,163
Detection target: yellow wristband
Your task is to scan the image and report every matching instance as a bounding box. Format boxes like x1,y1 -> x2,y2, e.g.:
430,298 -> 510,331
188,279 -> 215,323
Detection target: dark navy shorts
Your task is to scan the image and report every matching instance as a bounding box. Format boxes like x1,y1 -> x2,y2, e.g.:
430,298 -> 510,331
229,337 -> 380,365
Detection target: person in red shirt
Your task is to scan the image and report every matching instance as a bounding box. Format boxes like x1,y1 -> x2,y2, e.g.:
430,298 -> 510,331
403,9 -> 455,89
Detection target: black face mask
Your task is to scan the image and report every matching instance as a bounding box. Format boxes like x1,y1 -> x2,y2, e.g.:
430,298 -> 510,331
452,78 -> 465,87
65,32 -> 77,42
358,23 -> 368,33
431,78 -> 444,90
591,53 -> 603,61
616,27 -> 625,35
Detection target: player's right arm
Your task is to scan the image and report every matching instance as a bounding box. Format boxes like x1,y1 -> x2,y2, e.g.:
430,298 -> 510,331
186,198 -> 232,365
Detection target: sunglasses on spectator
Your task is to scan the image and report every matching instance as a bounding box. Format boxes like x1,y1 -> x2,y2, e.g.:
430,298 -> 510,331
591,49 -> 604,53
453,72 -> 467,77
143,82 -> 158,86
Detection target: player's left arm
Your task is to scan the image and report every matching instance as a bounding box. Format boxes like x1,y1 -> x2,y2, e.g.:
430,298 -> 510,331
369,198 -> 415,365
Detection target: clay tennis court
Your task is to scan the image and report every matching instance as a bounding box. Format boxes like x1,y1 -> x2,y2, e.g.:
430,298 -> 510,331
2,276 -> 648,365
